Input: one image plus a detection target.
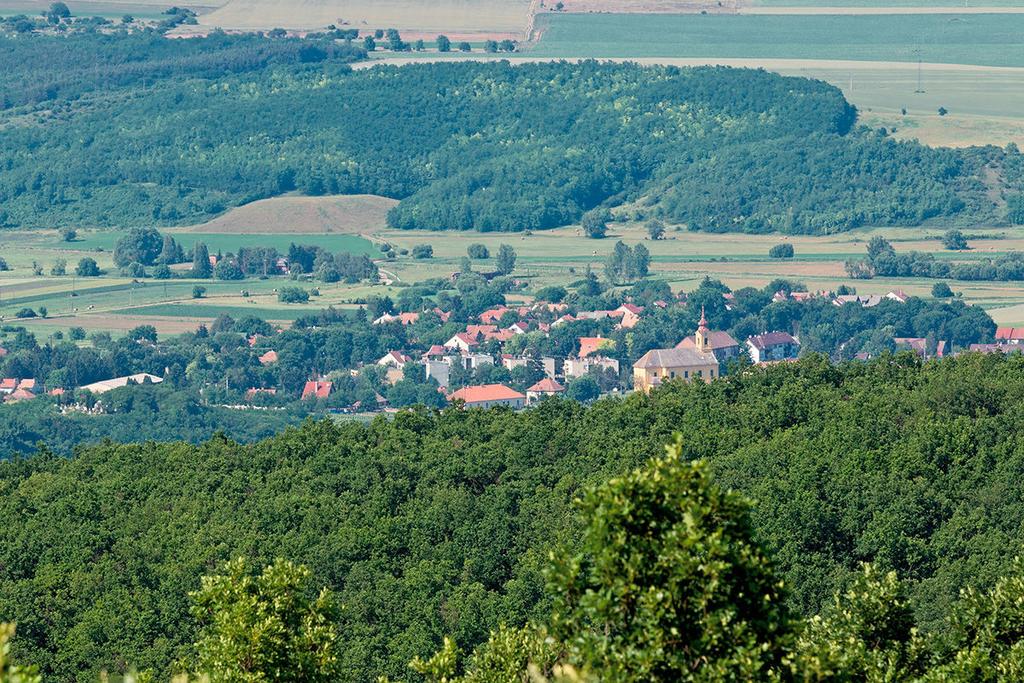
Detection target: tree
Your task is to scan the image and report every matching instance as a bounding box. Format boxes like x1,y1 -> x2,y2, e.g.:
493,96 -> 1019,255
797,565 -> 928,680
113,227 -> 163,267
37,307 -> 46,319
938,106 -> 948,116
932,282 -> 954,298
192,242 -> 212,278
646,219 -> 665,241
458,42 -> 471,52
363,36 -> 376,51
278,287 -> 310,304
158,234 -> 183,265
495,244 -> 517,275
46,2 -> 70,23
50,259 -> 66,276
467,244 -> 489,260
629,243 -> 650,279
59,227 -> 76,242
126,325 -> 158,343
437,35 -> 451,52
565,375 -> 600,403
0,624 -> 40,683
75,258 -> 100,277
1008,195 -> 1024,225
0,258 -> 8,272
192,285 -> 206,299
582,209 -> 609,239
215,259 -> 245,281
769,243 -> 794,259
190,558 -> 342,682
942,229 -> 968,251
69,327 -> 86,341
412,244 -> 433,259
484,40 -> 498,53
499,40 -> 516,52
547,438 -> 792,680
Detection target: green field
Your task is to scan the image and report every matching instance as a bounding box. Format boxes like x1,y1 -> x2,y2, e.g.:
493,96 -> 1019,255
117,303 -> 354,320
531,13 -> 1024,67
56,230 -> 376,257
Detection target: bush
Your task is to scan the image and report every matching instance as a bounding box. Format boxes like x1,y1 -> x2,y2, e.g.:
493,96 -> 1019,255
1007,195 -> 1024,225
467,244 -> 490,260
941,229 -> 968,251
278,286 -> 310,304
215,259 -> 245,281
411,244 -> 433,259
75,257 -> 101,277
69,327 -> 86,341
932,282 -> 954,298
769,243 -> 795,259
582,209 -> 610,239
15,308 -> 36,319
192,285 -> 206,299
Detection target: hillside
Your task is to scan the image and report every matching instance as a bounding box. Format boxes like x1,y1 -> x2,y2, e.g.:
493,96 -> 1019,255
1,37 -> 1022,235
5,355 -> 1024,679
184,194 -> 397,234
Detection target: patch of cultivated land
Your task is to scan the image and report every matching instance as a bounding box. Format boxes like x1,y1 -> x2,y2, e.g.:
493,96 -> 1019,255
0,1 -> 221,18
530,13 -> 1024,66
200,0 -> 533,33
185,195 -> 396,236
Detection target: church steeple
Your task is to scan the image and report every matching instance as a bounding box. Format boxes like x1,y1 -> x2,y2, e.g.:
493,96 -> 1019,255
696,306 -> 711,353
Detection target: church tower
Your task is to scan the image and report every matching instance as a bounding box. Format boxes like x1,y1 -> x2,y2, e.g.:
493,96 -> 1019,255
695,306 -> 711,354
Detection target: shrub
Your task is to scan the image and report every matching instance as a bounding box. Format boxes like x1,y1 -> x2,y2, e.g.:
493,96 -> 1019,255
278,286 -> 310,304
467,244 -> 489,259
411,244 -> 434,259
192,285 -> 206,299
75,257 -> 101,277
769,243 -> 795,259
932,282 -> 954,298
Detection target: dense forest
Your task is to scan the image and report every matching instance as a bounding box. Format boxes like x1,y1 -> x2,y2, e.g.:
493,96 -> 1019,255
4,354 -> 1024,679
0,33 -> 1021,233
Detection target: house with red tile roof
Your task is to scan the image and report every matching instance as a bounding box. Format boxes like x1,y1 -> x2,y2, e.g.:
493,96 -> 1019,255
5,388 -> 36,403
258,350 -> 279,365
445,332 -> 479,352
996,327 -> 1024,344
527,378 -> 565,404
615,303 -> 644,329
448,384 -> 526,409
466,324 -> 498,337
578,336 -> 615,358
479,307 -> 511,325
301,381 -> 333,400
422,345 -> 448,360
377,351 -> 413,368
0,378 -> 17,394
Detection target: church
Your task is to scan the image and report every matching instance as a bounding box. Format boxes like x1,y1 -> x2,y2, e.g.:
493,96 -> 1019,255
632,309 -> 722,394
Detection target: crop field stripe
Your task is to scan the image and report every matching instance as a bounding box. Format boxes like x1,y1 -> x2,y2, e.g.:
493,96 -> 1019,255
531,13 -> 1024,68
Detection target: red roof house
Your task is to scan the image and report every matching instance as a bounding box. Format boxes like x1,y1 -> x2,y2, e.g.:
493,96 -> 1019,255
301,381 -> 333,400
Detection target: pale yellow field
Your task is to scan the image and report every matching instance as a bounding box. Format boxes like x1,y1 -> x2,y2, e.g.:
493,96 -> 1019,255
186,195 -> 397,235
200,0 -> 534,33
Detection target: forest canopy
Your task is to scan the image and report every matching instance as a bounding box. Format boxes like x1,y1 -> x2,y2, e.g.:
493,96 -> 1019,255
0,35 -> 1020,233
5,354 -> 1024,679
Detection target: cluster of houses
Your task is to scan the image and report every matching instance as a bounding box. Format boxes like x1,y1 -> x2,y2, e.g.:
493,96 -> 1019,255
0,372 -> 164,406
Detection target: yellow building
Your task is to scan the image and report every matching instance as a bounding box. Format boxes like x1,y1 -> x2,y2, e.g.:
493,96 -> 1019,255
632,310 -> 719,393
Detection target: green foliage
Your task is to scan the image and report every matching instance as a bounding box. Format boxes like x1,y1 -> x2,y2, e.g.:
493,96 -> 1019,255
548,438 -> 792,681
436,35 -> 451,52
645,219 -> 665,241
495,245 -> 517,275
1007,194 -> 1024,225
941,229 -> 968,251
192,285 -> 206,299
467,244 -> 489,260
796,565 -> 929,680
604,241 -> 649,284
75,257 -> 100,277
769,243 -> 794,258
192,243 -> 212,279
412,244 -> 434,259
932,282 -> 954,298
0,624 -> 40,683
581,210 -> 609,239
0,48 -> 1016,233
114,227 -> 164,267
277,286 -> 309,304
190,558 -> 341,682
